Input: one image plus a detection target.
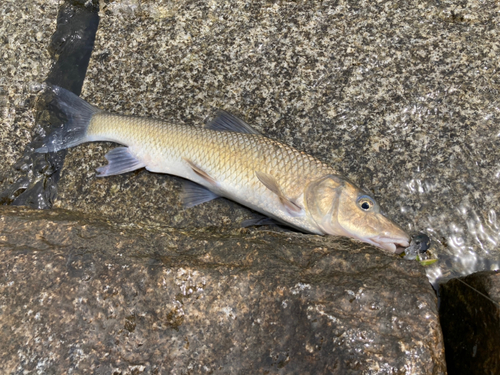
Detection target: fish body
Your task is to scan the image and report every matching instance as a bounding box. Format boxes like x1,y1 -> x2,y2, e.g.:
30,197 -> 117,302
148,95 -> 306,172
89,113 -> 333,234
37,86 -> 410,253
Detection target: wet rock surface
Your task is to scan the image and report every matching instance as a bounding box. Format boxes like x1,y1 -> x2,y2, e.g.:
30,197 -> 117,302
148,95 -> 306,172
0,0 -> 99,208
439,271 -> 500,375
0,0 -> 58,196
2,0 -> 500,372
1,0 -> 499,284
0,206 -> 445,374
42,0 -> 499,284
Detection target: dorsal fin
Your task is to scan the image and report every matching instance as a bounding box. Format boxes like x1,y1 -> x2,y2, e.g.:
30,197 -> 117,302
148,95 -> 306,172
206,110 -> 261,134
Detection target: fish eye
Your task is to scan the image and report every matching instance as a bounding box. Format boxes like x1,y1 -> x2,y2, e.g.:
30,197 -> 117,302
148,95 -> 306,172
357,195 -> 374,211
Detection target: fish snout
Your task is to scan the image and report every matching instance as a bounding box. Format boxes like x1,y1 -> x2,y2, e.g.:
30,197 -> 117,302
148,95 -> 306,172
371,232 -> 410,254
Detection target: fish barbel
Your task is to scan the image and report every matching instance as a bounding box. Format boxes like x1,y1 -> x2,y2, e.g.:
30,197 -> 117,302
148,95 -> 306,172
37,86 -> 410,253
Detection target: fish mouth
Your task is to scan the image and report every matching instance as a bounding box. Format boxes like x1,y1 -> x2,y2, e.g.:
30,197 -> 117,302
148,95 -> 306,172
367,235 -> 410,254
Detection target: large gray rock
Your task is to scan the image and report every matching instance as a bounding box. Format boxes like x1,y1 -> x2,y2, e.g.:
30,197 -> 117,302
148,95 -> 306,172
1,0 -> 499,285
439,271 -> 500,375
45,0 -> 500,284
0,206 -> 446,374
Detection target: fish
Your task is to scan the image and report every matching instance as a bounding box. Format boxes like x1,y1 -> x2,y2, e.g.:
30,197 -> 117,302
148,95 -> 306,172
36,85 -> 410,253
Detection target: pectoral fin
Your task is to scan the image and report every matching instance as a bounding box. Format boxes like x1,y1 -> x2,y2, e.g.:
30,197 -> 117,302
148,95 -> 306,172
96,147 -> 146,177
255,171 -> 303,216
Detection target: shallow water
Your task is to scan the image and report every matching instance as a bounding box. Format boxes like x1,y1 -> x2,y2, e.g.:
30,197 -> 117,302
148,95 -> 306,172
387,130 -> 500,284
389,98 -> 500,285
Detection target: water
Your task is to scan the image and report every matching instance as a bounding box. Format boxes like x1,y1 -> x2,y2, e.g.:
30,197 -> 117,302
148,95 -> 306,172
391,102 -> 500,285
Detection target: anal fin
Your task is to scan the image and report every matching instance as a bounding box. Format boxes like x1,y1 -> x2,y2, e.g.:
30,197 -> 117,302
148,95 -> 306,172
96,147 -> 146,177
181,180 -> 220,208
255,171 -> 303,217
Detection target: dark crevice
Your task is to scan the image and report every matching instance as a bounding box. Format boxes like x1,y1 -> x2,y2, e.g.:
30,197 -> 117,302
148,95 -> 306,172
0,0 -> 99,208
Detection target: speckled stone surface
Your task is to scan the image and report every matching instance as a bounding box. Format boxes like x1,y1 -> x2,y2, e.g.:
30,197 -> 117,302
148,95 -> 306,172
35,0 -> 498,284
0,1 -> 58,192
0,206 -> 446,374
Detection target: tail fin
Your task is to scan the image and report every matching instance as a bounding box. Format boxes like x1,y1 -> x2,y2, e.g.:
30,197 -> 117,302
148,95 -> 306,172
36,85 -> 101,153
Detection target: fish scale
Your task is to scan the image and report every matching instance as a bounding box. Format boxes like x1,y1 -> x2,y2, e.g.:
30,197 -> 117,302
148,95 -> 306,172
37,85 -> 410,252
88,112 -> 333,232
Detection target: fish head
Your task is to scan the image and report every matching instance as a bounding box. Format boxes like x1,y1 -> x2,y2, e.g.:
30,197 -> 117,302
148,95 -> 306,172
305,175 -> 410,253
